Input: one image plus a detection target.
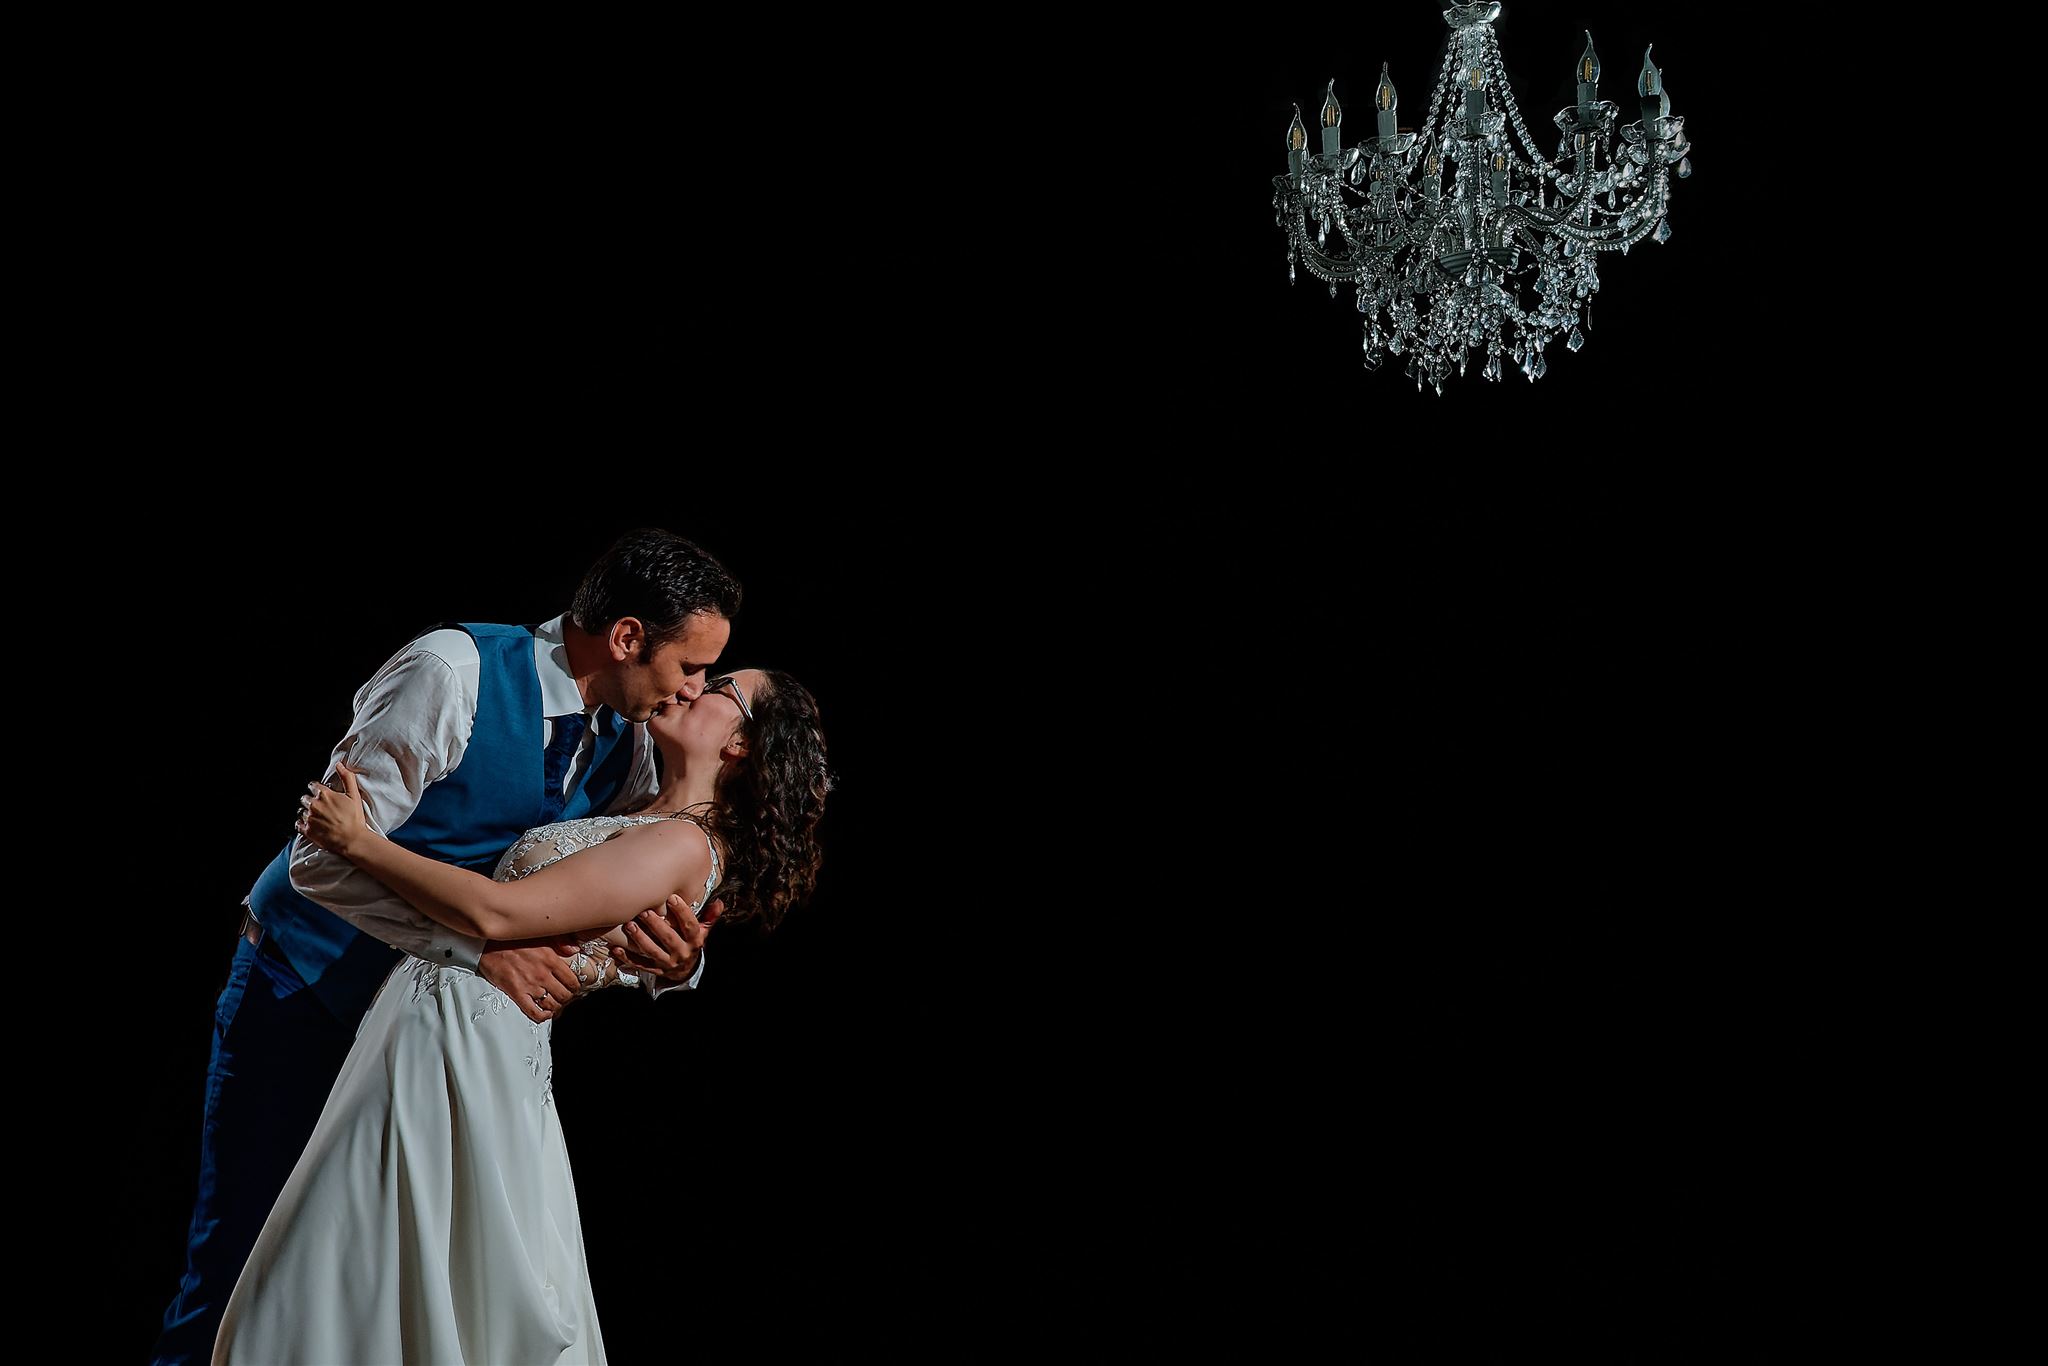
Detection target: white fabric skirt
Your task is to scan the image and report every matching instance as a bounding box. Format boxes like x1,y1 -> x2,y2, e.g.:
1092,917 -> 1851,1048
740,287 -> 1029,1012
215,957 -> 604,1365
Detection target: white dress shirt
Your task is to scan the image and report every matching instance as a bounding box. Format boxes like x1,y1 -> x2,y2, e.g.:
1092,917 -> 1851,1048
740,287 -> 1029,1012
272,613 -> 703,993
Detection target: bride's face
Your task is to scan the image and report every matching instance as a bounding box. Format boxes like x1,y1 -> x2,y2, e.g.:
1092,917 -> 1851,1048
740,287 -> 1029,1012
648,668 -> 763,765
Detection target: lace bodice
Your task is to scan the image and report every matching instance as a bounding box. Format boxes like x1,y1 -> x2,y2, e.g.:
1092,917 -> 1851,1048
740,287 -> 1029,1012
491,812 -> 721,910
389,812 -> 722,1112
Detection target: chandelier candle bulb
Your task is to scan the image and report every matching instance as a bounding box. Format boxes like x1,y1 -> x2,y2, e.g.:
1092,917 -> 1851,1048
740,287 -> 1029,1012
1638,47 -> 1668,137
1465,66 -> 1487,135
1576,32 -> 1601,122
1490,150 -> 1508,206
1321,81 -> 1344,158
1288,104 -> 1309,185
1376,64 -> 1400,149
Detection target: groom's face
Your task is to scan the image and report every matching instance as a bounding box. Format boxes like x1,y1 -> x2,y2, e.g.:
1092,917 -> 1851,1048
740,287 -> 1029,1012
614,609 -> 731,723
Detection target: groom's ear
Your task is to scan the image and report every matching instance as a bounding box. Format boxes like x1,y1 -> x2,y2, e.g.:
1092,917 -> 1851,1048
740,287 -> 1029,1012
607,617 -> 646,660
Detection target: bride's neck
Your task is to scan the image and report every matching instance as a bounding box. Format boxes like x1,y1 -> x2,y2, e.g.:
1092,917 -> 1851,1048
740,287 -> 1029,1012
650,764 -> 719,815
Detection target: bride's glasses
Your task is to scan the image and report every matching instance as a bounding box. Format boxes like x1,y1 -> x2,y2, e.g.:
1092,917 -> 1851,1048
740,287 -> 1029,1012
705,675 -> 753,724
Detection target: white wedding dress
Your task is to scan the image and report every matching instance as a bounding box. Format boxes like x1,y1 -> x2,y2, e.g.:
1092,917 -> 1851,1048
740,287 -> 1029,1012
214,813 -> 718,1366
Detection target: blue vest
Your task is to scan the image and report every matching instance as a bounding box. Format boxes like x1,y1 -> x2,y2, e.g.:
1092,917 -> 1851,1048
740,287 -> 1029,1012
246,623 -> 636,1023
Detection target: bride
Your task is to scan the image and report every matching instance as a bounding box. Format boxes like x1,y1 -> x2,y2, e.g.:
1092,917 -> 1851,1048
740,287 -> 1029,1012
213,669 -> 829,1365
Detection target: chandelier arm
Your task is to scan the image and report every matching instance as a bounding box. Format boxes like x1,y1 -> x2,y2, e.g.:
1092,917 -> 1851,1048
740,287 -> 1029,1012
1295,238 -> 1375,283
1316,213 -> 1415,265
1506,167 -> 1662,239
1566,177 -> 1666,252
1303,215 -> 1352,269
1499,190 -> 1600,233
1496,204 -> 1561,234
1540,174 -> 1662,253
1330,191 -> 1444,254
1334,217 -> 1390,256
1279,201 -> 1405,281
1277,191 -> 1425,261
1575,172 -> 1668,242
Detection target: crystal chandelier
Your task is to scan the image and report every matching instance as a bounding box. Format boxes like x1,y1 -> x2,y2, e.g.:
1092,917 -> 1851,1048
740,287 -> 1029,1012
1274,2 -> 1691,390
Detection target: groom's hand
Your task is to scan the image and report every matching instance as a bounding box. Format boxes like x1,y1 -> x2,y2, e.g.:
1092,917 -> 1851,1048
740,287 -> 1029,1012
479,944 -> 584,1022
612,894 -> 721,983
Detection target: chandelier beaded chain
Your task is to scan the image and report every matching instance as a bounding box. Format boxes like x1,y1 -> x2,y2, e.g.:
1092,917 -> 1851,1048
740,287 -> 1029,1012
1274,2 -> 1691,392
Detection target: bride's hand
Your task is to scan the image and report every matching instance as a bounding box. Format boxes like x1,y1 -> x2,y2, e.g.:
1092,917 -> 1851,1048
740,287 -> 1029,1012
296,759 -> 374,858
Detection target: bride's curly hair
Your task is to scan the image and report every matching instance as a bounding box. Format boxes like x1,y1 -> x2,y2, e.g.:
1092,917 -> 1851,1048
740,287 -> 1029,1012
700,670 -> 831,930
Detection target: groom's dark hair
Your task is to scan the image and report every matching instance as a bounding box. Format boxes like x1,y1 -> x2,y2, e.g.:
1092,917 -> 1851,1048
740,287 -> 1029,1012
571,529 -> 742,648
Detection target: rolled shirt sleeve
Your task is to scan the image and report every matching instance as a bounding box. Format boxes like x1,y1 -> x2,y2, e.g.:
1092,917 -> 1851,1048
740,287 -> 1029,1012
287,634 -> 489,970
646,956 -> 706,997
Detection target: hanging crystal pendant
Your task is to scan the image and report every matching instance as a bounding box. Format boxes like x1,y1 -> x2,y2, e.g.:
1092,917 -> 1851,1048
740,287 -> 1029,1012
1677,157 -> 1692,178
1568,327 -> 1585,352
1653,218 -> 1672,243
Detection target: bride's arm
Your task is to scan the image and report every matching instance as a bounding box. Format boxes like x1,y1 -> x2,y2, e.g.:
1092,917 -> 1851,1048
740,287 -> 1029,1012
298,763 -> 709,943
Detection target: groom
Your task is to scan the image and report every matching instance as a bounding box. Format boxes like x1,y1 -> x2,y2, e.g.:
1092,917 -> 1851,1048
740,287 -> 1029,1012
151,528 -> 743,1365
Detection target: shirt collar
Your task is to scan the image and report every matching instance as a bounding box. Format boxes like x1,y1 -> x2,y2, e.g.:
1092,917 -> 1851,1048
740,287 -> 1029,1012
532,614 -> 595,722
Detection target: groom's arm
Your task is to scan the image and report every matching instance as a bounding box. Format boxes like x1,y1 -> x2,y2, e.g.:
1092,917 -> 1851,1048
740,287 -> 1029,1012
286,634 -> 489,970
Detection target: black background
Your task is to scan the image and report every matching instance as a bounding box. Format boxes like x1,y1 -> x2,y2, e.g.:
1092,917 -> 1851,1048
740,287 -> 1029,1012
75,5 -> 1826,1359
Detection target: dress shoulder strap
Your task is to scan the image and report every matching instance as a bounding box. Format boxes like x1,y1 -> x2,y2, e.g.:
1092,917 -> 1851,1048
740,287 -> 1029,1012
661,812 -> 723,907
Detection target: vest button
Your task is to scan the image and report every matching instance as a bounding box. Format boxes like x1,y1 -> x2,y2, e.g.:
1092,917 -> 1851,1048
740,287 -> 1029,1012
444,949 -> 453,958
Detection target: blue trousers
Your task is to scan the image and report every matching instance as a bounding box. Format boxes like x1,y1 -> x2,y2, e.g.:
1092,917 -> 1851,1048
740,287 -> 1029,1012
150,927 -> 362,1366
